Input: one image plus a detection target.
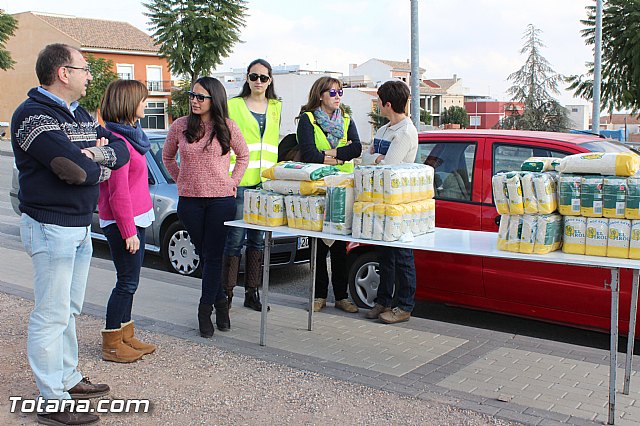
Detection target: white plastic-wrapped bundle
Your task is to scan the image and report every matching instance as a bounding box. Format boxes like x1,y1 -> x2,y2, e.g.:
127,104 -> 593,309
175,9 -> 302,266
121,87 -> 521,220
265,192 -> 286,227
626,175 -> 640,219
506,214 -> 522,252
359,167 -> 375,202
372,204 -> 385,240
607,219 -> 631,258
409,202 -> 420,235
383,167 -> 404,204
383,204 -> 405,241
562,216 -> 587,255
557,152 -> 640,176
506,173 -> 524,214
492,173 -> 509,215
372,168 -> 385,203
533,172 -> 557,214
423,199 -> 436,234
580,176 -> 604,218
521,173 -> 538,214
558,174 -> 582,216
351,201 -> 365,239
323,174 -> 354,235
421,165 -> 435,200
262,179 -> 326,196
497,215 -> 510,251
630,220 -> 640,259
261,161 -> 339,181
360,202 -> 375,239
353,167 -> 363,200
308,196 -> 325,231
293,196 -> 304,229
533,214 -> 563,254
284,195 -> 296,228
585,217 -> 608,256
519,214 -> 538,254
603,176 -> 627,219
243,189 -> 255,223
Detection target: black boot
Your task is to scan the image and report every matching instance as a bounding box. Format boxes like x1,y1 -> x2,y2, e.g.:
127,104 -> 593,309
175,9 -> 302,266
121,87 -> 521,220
243,288 -> 263,311
197,303 -> 214,338
214,298 -> 231,332
221,255 -> 241,310
245,250 -> 268,311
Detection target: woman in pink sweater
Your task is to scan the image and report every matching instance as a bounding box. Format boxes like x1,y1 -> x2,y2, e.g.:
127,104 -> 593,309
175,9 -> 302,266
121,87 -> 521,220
98,79 -> 156,363
163,77 -> 249,338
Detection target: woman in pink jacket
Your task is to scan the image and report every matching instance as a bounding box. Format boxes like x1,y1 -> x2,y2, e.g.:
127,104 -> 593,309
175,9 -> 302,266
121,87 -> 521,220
163,77 -> 249,338
98,79 -> 156,363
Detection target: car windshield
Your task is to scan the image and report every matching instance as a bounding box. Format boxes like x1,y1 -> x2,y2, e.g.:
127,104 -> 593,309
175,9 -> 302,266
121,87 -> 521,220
581,139 -> 640,155
147,134 -> 175,183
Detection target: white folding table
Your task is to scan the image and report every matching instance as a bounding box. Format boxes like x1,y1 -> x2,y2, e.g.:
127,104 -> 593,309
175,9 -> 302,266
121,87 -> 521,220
226,220 -> 639,424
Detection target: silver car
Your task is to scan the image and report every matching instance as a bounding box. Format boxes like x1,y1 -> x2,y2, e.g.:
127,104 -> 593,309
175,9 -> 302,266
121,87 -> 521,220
10,131 -> 310,277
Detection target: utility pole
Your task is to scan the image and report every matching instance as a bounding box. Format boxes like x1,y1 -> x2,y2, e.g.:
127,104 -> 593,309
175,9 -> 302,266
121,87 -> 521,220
410,0 -> 420,129
591,0 -> 603,133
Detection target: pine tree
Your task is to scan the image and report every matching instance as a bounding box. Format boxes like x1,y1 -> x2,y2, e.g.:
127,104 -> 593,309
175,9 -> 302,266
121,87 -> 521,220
144,0 -> 247,85
0,10 -> 18,71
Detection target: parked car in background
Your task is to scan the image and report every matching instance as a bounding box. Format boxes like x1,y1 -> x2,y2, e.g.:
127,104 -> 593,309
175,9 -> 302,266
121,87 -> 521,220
10,131 -> 309,277
347,130 -> 640,334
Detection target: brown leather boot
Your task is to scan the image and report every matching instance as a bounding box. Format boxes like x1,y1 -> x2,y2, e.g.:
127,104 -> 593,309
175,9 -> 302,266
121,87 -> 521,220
244,250 -> 267,311
221,255 -> 241,309
121,321 -> 156,355
101,328 -> 144,363
37,407 -> 99,425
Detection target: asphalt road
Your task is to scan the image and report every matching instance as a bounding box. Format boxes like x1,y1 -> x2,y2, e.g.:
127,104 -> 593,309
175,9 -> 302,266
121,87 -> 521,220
0,147 -> 634,353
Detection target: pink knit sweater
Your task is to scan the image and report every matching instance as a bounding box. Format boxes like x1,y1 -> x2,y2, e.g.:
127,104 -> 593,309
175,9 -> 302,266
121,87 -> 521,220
98,133 -> 153,239
162,117 -> 249,197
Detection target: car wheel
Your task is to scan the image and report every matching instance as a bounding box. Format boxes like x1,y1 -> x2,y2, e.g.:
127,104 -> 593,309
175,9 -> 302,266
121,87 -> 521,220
161,221 -> 201,277
348,251 -> 384,309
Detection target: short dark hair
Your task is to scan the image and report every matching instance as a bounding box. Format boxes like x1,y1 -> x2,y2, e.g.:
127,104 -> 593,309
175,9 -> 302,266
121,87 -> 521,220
35,43 -> 77,86
377,80 -> 410,114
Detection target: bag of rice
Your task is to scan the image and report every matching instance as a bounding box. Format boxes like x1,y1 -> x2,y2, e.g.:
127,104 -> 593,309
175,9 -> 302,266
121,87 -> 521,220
383,167 -> 404,204
556,152 -> 640,176
284,195 -> 296,228
243,189 -> 255,223
580,176 -> 604,217
521,157 -> 562,172
585,217 -> 608,256
506,172 -> 524,214
358,167 -> 375,202
492,173 -> 510,215
562,216 -> 587,255
521,172 -> 539,214
372,203 -> 386,240
360,202 -> 375,239
383,204 -> 405,241
533,214 -> 563,254
497,214 -> 510,251
308,196 -> 325,231
533,172 -> 558,214
323,174 -> 354,235
626,175 -> 640,219
423,199 -> 436,234
351,202 -> 364,239
630,220 -> 640,259
506,214 -> 523,252
372,168 -> 384,203
262,179 -> 326,196
603,176 -> 627,219
261,161 -> 339,181
265,193 -> 286,227
558,174 -> 582,216
607,219 -> 631,258
519,214 -> 538,253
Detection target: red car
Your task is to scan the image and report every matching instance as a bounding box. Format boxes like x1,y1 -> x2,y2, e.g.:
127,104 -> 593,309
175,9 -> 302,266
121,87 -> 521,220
347,129 -> 640,334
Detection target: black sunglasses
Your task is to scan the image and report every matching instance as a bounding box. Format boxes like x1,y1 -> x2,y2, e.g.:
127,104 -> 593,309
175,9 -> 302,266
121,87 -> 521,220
326,88 -> 343,97
187,91 -> 212,102
248,73 -> 270,83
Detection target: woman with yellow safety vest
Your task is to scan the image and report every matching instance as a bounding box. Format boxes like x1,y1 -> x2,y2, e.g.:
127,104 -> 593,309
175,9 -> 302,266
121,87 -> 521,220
296,76 -> 362,314
223,59 -> 282,311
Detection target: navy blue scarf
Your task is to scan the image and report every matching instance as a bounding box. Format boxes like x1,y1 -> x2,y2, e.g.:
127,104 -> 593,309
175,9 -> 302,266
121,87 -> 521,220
105,121 -> 150,155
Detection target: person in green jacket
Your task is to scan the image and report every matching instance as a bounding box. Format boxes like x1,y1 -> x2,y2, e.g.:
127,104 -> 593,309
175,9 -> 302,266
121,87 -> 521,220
224,59 -> 282,311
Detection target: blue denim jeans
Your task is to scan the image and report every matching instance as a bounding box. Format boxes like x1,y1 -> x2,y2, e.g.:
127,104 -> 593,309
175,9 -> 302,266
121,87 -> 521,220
177,196 -> 236,305
20,214 -> 92,401
375,247 -> 417,312
224,186 -> 264,256
103,224 -> 146,329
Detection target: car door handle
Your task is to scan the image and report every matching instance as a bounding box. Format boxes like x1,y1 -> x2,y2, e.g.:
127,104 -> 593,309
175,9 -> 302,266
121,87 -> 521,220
495,215 -> 501,226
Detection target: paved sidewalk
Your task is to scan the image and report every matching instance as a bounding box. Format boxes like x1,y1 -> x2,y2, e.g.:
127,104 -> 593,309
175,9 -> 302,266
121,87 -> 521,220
0,242 -> 638,425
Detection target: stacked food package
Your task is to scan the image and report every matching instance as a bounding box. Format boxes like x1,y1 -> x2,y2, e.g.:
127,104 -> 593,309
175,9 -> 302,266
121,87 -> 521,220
351,164 -> 435,241
242,189 -> 287,227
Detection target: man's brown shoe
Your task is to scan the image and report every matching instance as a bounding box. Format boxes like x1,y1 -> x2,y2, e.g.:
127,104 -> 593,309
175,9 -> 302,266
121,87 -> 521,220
379,307 -> 411,324
365,303 -> 390,319
68,377 -> 110,399
313,298 -> 326,312
335,299 -> 359,313
37,409 -> 99,425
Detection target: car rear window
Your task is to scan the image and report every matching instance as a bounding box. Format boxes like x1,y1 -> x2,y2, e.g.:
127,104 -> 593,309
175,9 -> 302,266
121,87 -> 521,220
581,140 -> 640,154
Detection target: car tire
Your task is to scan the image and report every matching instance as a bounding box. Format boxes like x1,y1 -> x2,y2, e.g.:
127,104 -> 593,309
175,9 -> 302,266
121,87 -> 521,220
161,221 -> 201,277
348,250 -> 386,309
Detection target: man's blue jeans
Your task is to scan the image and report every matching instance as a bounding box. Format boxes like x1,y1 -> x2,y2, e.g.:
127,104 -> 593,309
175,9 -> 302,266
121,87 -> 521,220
375,247 -> 417,312
20,214 -> 92,401
224,185 -> 264,256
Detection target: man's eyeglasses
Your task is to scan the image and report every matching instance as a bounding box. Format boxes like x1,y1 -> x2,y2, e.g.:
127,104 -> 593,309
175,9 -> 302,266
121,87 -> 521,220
63,65 -> 91,74
188,91 -> 213,102
248,73 -> 270,83
326,88 -> 343,97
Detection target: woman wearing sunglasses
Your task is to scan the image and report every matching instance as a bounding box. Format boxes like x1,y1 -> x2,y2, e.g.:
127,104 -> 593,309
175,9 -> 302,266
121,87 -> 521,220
296,76 -> 362,313
223,59 -> 281,312
162,77 -> 249,338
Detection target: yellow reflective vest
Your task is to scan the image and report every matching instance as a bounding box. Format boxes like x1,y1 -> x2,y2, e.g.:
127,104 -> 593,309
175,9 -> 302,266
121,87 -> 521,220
228,97 -> 282,186
305,111 -> 354,173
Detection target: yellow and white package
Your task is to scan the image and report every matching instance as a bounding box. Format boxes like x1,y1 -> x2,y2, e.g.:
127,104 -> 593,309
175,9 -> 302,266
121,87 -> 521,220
521,157 -> 562,172
607,219 -> 631,258
358,167 -> 375,202
262,162 -> 339,181
562,216 -> 587,255
533,172 -> 557,214
372,168 -> 385,203
284,195 -> 296,228
533,214 -> 563,254
243,189 -> 255,223
497,215 -> 510,251
323,174 -> 354,235
556,152 -> 640,177
603,176 -> 627,219
626,175 -> 640,219
506,173 -> 524,214
409,202 -> 420,235
585,217 -> 608,256
519,215 -> 538,254
383,204 -> 406,242
558,174 -> 582,216
421,165 -> 435,200
264,192 -> 286,227
506,214 -> 523,252
308,197 -> 325,231
372,204 -> 386,241
292,196 -> 304,228
262,179 -> 326,196
521,173 -> 539,214
492,173 -> 509,215
351,202 -> 365,239
580,176 -> 604,217
423,199 -> 436,234
383,167 -> 404,204
630,220 -> 640,259
360,202 -> 375,239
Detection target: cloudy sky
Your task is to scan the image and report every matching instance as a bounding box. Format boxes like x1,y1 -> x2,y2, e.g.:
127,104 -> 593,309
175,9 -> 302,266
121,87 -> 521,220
5,0 -> 595,105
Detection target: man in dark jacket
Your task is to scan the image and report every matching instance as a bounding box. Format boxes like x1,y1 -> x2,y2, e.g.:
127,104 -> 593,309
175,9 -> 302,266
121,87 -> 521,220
11,43 -> 129,426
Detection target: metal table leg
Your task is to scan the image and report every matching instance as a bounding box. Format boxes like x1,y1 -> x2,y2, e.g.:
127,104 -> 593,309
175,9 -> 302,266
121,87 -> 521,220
608,268 -> 620,425
308,237 -> 317,331
259,231 -> 272,346
624,269 -> 639,395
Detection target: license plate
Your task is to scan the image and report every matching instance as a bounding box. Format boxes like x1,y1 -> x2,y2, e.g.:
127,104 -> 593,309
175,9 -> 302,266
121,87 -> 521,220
297,236 -> 309,250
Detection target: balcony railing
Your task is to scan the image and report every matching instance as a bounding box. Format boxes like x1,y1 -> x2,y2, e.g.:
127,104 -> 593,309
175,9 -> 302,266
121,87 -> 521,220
144,80 -> 171,93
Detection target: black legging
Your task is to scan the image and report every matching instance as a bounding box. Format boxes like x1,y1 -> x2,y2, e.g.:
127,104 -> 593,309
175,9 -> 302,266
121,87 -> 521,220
314,239 -> 348,300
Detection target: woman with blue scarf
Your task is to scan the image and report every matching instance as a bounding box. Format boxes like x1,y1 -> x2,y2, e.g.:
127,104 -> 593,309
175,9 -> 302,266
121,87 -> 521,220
296,76 -> 362,314
98,79 -> 156,363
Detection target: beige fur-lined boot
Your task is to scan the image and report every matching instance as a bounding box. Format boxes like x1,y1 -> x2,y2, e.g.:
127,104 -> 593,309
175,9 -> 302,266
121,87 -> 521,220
121,320 -> 156,355
101,327 -> 144,363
